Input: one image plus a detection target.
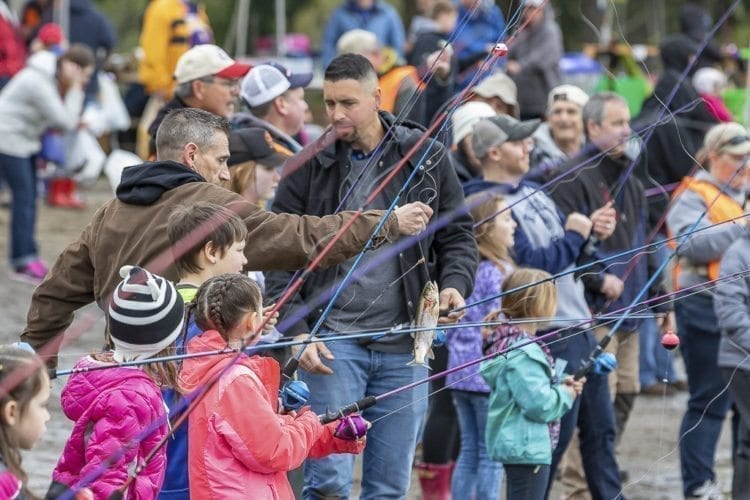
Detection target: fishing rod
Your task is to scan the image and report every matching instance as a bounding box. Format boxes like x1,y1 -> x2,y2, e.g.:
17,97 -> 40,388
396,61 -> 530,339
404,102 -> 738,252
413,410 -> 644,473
473,97 -> 713,229
320,265 -> 750,425
605,0 -> 740,206
276,6 -> 531,388
574,149 -> 748,380
99,32 -> 528,494
547,0 -> 740,258
450,212 -> 749,315
48,313 -> 661,379
62,265 -> 750,500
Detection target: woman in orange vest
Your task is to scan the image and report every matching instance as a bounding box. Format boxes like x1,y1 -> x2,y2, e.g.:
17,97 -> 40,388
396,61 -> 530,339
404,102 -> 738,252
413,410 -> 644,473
666,122 -> 750,499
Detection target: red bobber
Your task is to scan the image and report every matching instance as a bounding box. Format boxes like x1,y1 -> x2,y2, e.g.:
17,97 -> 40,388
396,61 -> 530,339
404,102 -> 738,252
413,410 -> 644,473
493,43 -> 508,57
661,331 -> 680,351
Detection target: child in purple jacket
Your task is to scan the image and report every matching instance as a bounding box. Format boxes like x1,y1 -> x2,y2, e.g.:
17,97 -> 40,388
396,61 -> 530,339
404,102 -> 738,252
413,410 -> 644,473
446,192 -> 516,498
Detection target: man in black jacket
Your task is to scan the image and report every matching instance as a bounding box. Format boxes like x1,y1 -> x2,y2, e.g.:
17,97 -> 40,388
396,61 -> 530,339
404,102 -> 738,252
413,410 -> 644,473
266,53 -> 476,499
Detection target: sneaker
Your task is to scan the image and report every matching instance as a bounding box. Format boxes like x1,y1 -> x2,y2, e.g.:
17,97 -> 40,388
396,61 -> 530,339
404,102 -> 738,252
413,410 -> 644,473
686,480 -> 723,500
10,260 -> 48,285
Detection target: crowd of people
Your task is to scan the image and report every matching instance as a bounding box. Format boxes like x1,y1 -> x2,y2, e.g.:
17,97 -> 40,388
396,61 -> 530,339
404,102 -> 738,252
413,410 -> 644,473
0,0 -> 748,499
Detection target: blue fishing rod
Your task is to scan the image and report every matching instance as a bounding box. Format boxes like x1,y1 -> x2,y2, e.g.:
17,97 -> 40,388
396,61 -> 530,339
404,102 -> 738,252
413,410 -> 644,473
276,8 -> 532,405
62,266 -> 750,500
574,150 -> 749,380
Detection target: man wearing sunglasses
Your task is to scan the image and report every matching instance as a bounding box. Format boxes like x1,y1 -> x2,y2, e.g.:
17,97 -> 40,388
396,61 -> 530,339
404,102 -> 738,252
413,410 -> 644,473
147,44 -> 252,157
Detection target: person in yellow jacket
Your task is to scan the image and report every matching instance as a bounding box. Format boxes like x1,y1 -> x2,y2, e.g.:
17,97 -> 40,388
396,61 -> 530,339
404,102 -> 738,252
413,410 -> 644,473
135,0 -> 212,158
666,122 -> 750,499
137,0 -> 212,98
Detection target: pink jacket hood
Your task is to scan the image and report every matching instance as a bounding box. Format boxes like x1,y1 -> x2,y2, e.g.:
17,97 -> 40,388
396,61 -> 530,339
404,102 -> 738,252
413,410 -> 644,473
53,356 -> 169,499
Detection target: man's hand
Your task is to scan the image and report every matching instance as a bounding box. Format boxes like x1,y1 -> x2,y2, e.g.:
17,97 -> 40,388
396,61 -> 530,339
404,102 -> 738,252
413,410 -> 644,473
425,49 -> 452,80
564,212 -> 593,239
600,273 -> 624,301
438,287 -> 465,325
291,333 -> 334,375
590,201 -> 617,240
395,202 -> 433,236
657,311 -> 676,335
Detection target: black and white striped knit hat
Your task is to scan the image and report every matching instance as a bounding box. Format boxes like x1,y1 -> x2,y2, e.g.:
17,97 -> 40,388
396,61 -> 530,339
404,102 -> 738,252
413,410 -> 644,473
108,266 -> 185,362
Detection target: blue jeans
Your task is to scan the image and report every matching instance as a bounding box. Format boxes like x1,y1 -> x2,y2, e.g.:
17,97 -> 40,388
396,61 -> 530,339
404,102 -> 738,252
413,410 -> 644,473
639,315 -> 678,385
544,328 -> 622,500
0,153 -> 38,267
300,340 -> 428,499
451,390 -> 503,499
676,293 -> 732,496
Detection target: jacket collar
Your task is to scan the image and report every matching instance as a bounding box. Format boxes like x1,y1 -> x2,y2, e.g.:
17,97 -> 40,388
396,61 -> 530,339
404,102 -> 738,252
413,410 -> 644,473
316,111 -> 424,170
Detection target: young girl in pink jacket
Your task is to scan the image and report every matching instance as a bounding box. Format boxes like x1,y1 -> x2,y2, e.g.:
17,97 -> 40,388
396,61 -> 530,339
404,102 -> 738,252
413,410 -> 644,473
52,266 -> 185,499
179,273 -> 367,500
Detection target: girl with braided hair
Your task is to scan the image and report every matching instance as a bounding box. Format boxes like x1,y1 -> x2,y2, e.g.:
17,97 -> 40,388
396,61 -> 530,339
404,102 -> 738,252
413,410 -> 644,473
179,273 -> 367,499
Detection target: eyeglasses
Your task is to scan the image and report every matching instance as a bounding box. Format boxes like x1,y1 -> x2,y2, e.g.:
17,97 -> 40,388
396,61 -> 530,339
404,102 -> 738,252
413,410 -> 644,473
200,77 -> 241,89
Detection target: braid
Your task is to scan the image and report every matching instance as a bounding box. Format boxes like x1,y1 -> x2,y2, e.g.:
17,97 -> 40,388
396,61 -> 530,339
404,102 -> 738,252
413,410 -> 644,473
208,279 -> 228,333
194,274 -> 263,339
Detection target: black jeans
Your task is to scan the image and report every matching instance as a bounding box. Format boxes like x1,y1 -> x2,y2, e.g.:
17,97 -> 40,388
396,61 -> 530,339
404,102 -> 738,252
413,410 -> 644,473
506,464 -> 550,500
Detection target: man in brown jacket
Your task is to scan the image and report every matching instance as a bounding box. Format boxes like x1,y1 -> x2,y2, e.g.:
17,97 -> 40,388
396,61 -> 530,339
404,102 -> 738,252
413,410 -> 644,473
22,108 -> 433,366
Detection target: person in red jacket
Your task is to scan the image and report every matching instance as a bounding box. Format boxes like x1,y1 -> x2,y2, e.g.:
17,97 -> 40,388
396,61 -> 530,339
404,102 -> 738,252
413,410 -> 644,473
180,273 -> 367,499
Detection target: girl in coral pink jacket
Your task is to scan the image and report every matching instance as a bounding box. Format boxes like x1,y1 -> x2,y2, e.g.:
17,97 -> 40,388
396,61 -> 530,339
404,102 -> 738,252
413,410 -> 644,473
179,273 -> 366,500
53,266 -> 185,499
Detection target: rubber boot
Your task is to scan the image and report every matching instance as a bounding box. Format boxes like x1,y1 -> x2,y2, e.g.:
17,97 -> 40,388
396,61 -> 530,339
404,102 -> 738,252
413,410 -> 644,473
64,178 -> 86,209
46,178 -> 68,207
414,462 -> 452,500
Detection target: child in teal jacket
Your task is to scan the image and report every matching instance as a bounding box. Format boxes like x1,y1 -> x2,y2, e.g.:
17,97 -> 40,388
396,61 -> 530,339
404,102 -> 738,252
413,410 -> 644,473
480,267 -> 584,500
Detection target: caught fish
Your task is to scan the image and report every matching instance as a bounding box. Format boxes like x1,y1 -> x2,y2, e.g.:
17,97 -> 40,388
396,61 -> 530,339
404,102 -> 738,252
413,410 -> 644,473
408,281 -> 440,369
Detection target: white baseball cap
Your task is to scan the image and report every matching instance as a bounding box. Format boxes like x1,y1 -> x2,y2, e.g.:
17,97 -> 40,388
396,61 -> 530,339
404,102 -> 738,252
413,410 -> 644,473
173,44 -> 251,85
240,62 -> 313,107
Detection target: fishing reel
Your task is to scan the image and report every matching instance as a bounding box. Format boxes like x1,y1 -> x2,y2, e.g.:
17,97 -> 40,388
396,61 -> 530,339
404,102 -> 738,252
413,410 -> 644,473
432,329 -> 447,347
280,379 -> 310,412
592,352 -> 617,375
333,413 -> 369,441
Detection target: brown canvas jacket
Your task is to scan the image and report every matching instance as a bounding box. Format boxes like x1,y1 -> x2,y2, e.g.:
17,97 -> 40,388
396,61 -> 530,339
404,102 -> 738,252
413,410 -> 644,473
22,162 -> 398,366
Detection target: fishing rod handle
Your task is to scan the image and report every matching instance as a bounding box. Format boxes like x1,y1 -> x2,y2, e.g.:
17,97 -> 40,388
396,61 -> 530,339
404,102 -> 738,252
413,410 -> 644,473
573,334 -> 613,381
319,396 -> 377,424
282,356 -> 299,380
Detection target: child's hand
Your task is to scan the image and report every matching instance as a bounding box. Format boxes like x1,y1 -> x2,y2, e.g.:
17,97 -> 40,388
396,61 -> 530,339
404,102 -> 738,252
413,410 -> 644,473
563,375 -> 585,397
262,304 -> 279,333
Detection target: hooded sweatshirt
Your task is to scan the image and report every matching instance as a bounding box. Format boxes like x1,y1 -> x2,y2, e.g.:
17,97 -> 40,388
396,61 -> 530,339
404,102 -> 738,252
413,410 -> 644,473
52,356 -> 168,499
179,330 -> 363,499
22,160 -> 399,366
634,34 -> 718,233
0,50 -> 84,157
463,178 -> 591,329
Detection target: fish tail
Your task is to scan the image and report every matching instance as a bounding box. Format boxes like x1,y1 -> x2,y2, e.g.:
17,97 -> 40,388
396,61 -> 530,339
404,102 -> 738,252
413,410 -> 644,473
406,359 -> 432,370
